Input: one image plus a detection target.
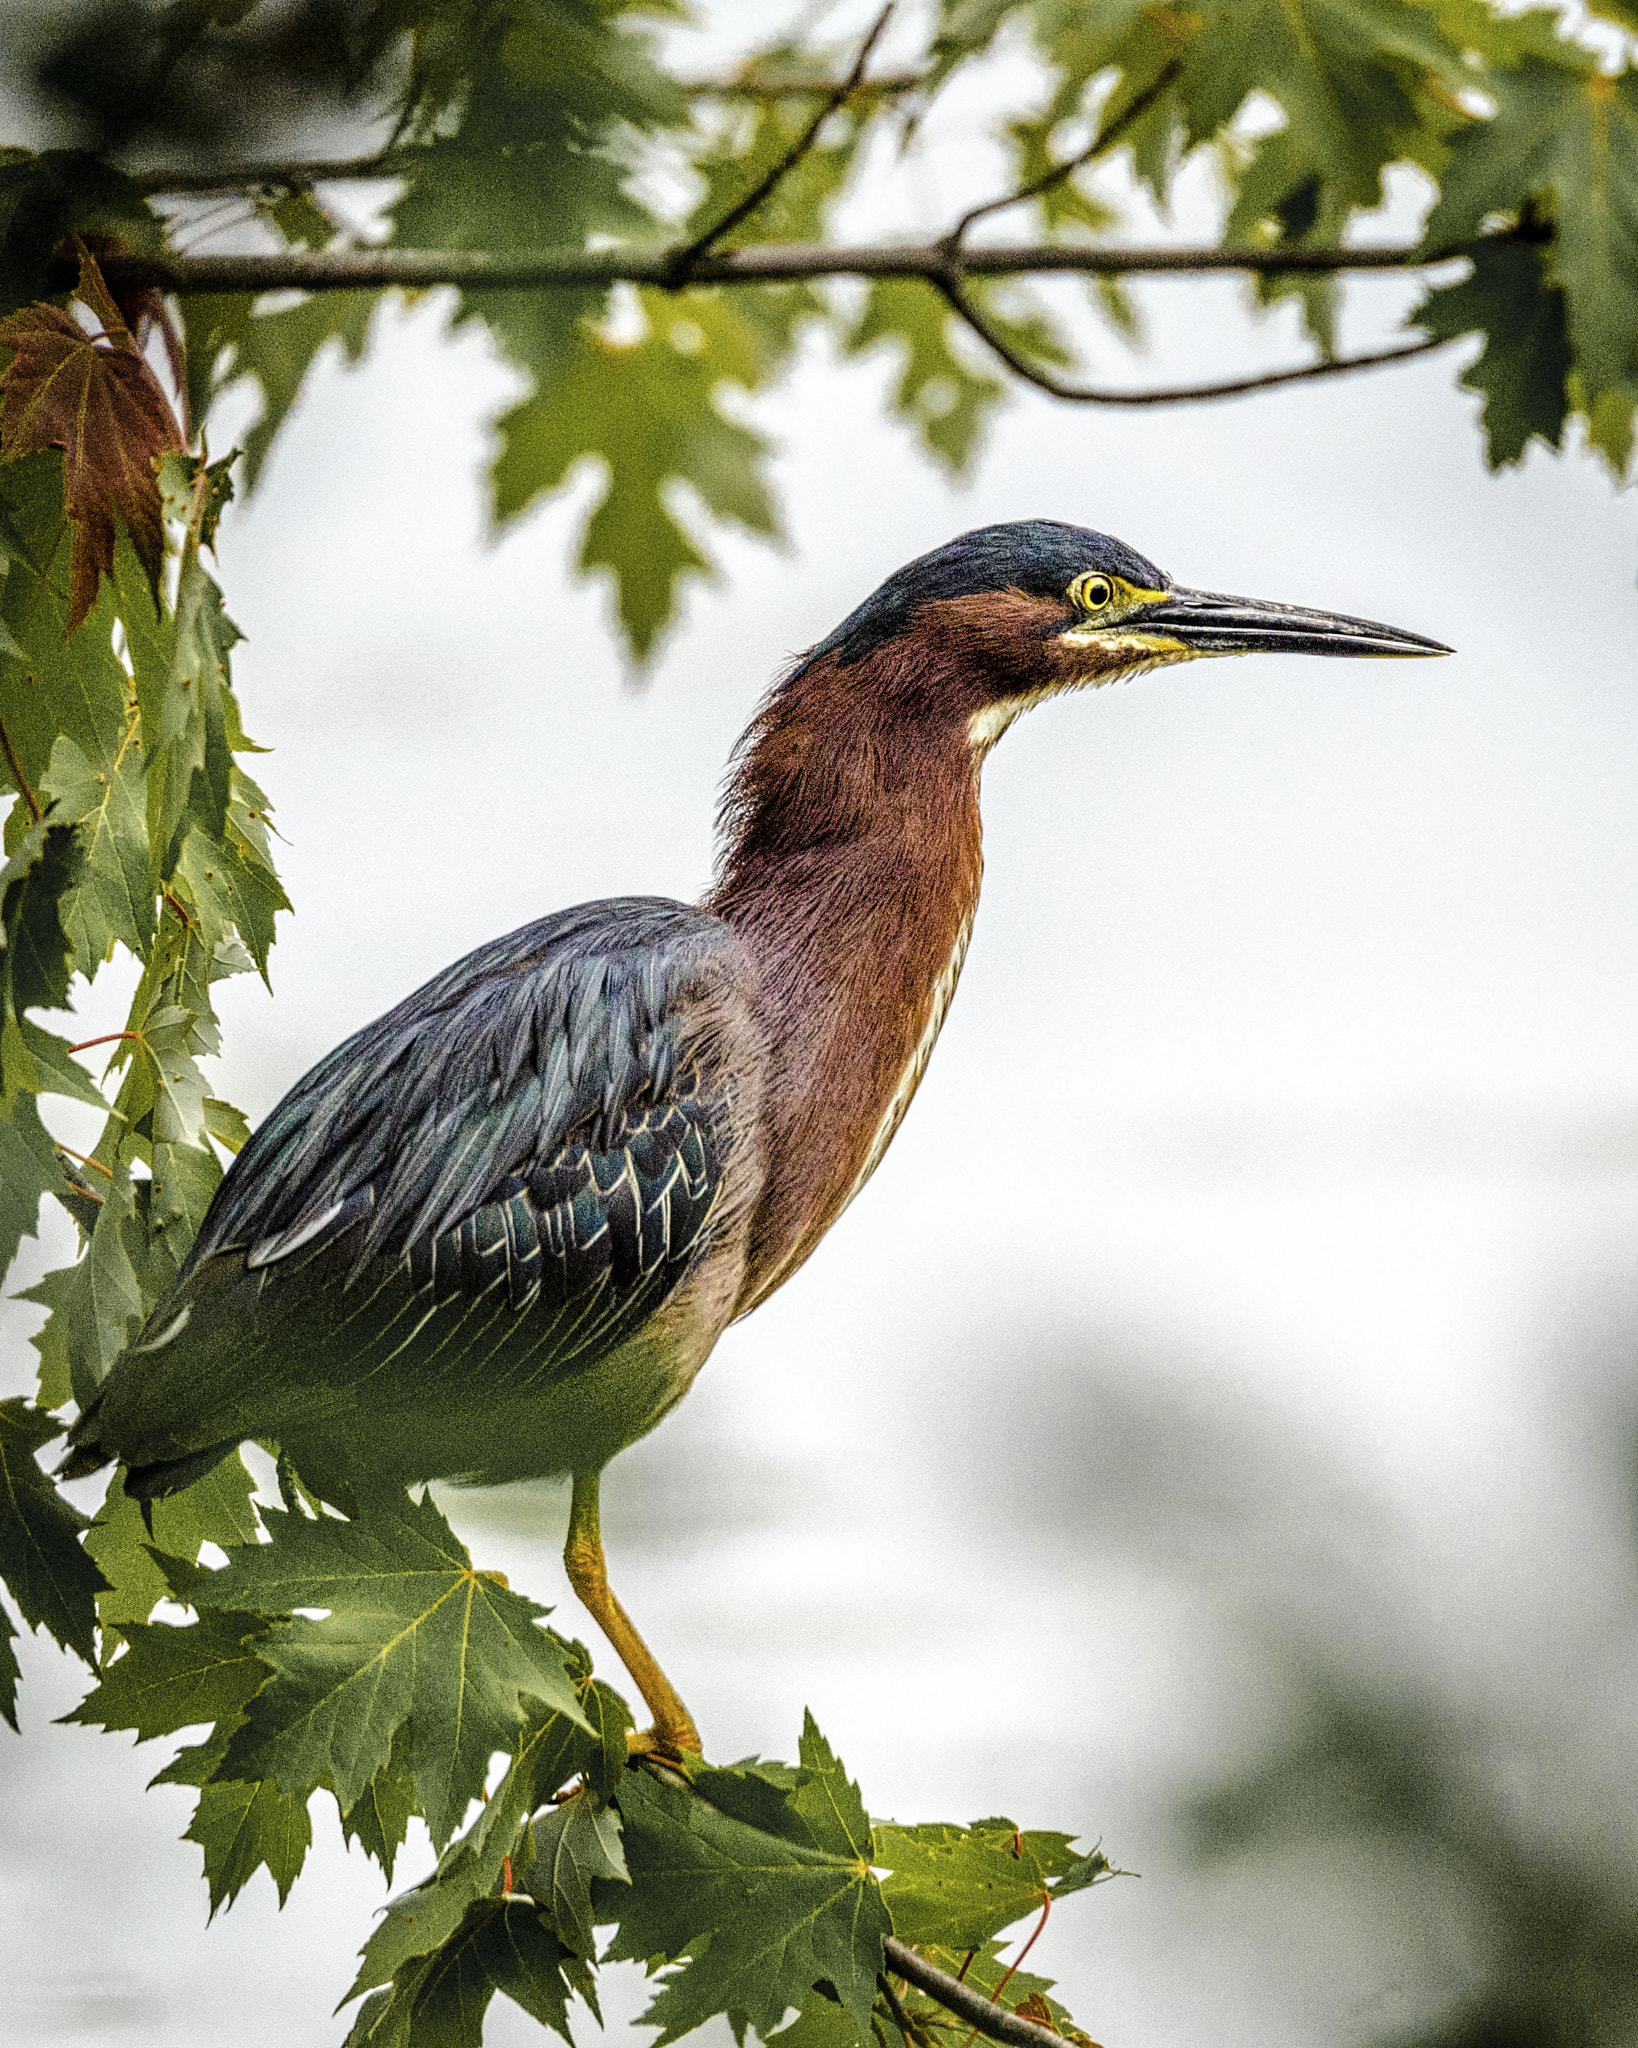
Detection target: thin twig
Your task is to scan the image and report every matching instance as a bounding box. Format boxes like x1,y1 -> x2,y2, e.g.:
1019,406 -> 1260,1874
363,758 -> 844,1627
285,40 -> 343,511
85,231 -> 1501,297
934,264 -> 1448,403
0,715 -> 41,820
664,3 -> 895,285
130,72 -> 931,192
67,1031 -> 140,1055
54,1143 -> 113,1181
884,1940 -> 1068,2048
947,59 -> 1183,247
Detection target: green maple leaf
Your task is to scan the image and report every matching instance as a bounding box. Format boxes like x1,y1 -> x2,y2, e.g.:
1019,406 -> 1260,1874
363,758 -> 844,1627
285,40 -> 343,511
0,1598 -> 19,1731
196,1487 -> 586,1846
874,1818 -> 1110,1949
1426,56 -> 1638,471
0,1088 -> 75,1290
186,1770 -> 313,1915
843,283 -> 1007,479
0,455 -> 134,855
346,1900 -> 575,2048
0,1398 -> 107,1669
19,1163 -> 146,1408
1417,236 -> 1572,465
181,290 -> 377,490
519,1791 -> 629,1957
82,1450 -> 258,1632
64,1605 -> 270,1740
607,1713 -> 890,2042
345,1679 -> 606,2005
0,813 -> 84,1095
40,724 -> 152,973
133,455 -> 241,871
340,1721 -> 417,1882
492,296 -> 782,663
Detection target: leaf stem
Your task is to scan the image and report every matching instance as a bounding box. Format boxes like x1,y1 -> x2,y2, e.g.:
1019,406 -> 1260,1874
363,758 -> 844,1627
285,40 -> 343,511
974,1893 -> 1051,2035
67,1031 -> 140,1055
54,1143 -> 113,1181
0,715 -> 41,821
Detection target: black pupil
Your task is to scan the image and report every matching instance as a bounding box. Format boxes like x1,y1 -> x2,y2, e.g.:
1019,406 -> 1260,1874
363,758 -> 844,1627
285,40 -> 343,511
1087,579 -> 1109,606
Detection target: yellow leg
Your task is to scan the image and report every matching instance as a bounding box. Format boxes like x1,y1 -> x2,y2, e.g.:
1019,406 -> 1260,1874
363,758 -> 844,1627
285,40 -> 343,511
563,1468 -> 702,1760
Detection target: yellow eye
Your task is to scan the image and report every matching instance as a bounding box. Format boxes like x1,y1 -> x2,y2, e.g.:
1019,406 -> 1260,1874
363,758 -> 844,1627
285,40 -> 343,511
1073,573 -> 1115,612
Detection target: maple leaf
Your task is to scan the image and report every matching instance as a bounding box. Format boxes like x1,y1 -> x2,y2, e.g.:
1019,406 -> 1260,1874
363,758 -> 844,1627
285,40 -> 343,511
186,1771 -> 313,1915
1417,237 -> 1572,467
65,1606 -> 271,1742
492,296 -> 781,663
0,1089 -> 75,1290
0,1398 -> 107,1671
1426,56 -> 1638,474
195,1486 -> 587,1847
0,243 -> 182,632
346,1900 -> 576,2048
519,1791 -> 629,1957
18,1162 -> 146,1410
607,1713 -> 890,2042
82,1450 -> 258,1633
874,1818 -> 1111,1950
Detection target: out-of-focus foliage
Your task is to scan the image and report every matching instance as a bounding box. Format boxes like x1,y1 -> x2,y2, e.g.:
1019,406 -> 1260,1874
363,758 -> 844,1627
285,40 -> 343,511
1,0 -> 1630,659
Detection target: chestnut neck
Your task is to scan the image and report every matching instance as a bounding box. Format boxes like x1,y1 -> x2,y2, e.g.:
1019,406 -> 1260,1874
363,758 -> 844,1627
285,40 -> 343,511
705,642 -> 987,1311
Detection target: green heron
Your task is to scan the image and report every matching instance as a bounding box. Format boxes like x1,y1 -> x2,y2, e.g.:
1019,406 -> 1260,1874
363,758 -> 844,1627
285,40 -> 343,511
64,520 -> 1448,1756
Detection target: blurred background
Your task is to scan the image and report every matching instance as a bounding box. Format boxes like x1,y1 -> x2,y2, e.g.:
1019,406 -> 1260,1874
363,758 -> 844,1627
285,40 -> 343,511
4,3 -> 1638,2044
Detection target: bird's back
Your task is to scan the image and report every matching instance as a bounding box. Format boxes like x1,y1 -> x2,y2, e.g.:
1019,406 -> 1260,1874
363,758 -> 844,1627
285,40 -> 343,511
65,897 -> 769,1502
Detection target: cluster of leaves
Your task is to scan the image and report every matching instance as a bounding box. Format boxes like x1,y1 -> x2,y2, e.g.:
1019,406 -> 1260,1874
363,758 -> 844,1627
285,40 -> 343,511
0,237 -> 286,1713
932,0 -> 1638,473
7,1405 -> 1117,2046
5,0 -> 1630,664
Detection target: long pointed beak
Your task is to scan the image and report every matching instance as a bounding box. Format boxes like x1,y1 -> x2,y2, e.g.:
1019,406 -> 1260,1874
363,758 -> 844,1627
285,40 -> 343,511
1134,587 -> 1452,659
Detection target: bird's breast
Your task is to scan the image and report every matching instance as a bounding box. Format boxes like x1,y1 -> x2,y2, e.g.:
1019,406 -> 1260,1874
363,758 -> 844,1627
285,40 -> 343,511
836,905 -> 974,1216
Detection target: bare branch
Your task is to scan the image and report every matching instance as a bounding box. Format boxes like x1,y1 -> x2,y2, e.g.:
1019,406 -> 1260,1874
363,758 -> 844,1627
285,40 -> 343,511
883,1938 -> 1070,2048
948,58 -> 1183,246
930,264 -> 1449,405
664,3 -> 896,286
88,232 -> 1496,297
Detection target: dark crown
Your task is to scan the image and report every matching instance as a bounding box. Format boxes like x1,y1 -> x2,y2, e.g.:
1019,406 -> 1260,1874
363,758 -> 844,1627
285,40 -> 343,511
805,519 -> 1171,670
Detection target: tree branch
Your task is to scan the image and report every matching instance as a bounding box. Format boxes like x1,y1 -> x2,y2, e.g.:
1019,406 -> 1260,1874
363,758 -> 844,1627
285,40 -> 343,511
664,3 -> 896,285
883,1938 -> 1070,2048
87,232 -> 1495,296
931,264 -> 1449,404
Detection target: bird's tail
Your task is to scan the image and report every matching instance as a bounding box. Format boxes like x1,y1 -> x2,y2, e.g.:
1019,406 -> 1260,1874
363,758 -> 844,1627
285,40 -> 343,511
58,1398 -> 238,1499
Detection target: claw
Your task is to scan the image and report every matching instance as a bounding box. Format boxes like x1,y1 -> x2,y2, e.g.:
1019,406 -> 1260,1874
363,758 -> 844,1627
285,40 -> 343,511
626,1721 -> 702,1767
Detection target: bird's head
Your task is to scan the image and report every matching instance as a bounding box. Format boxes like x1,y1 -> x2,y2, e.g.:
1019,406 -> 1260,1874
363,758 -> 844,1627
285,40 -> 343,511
802,517 -> 1450,758
715,519 -> 1449,885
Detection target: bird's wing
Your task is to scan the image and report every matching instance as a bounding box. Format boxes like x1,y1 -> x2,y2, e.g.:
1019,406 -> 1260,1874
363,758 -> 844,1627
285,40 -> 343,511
74,898 -> 761,1488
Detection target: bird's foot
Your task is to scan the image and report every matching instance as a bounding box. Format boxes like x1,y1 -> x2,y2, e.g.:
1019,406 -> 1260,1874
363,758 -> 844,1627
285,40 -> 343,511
626,1718 -> 703,1768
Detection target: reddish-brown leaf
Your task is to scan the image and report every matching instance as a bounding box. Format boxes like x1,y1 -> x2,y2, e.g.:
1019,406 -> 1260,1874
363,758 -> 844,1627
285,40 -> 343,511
0,245 -> 183,632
